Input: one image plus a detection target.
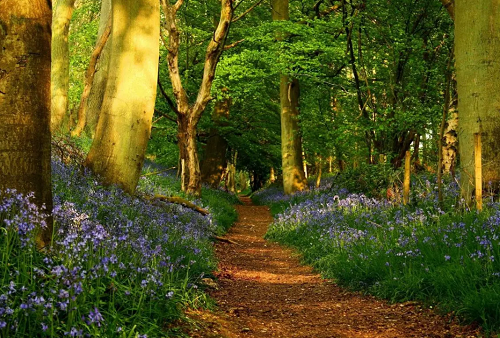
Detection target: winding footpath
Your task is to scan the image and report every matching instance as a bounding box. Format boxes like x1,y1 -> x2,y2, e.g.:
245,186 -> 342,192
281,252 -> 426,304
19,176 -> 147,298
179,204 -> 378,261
184,197 -> 481,338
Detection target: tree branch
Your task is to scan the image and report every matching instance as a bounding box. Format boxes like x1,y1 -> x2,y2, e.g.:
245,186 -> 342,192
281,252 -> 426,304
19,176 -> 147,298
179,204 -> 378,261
154,108 -> 177,123
232,0 -> 264,23
191,0 -> 234,126
439,0 -> 454,21
161,0 -> 190,113
224,39 -> 245,51
173,0 -> 184,13
157,77 -> 180,116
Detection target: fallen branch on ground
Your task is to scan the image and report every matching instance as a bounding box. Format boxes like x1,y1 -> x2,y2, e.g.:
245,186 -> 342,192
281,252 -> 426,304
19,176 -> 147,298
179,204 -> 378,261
212,235 -> 242,246
145,194 -> 210,216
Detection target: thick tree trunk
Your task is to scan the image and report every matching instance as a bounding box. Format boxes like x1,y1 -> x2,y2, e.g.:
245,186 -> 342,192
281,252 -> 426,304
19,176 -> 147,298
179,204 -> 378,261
85,0 -> 160,194
272,0 -> 308,195
50,0 -> 76,133
177,114 -> 202,196
200,98 -> 230,188
0,0 -> 53,247
279,76 -> 308,194
455,1 -> 500,200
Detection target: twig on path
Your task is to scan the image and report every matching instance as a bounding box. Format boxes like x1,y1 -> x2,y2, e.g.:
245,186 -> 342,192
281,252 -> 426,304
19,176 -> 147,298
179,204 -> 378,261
212,235 -> 242,246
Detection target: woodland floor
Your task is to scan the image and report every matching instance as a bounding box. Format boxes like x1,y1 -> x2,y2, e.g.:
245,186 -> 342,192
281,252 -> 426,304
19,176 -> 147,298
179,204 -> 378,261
181,197 -> 483,338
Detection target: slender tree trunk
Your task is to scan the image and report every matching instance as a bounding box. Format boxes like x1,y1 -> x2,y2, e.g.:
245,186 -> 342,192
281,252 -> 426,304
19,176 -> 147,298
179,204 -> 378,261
81,0 -> 111,137
442,101 -> 458,175
51,0 -> 76,133
438,52 -> 453,205
0,0 -> 53,247
272,0 -> 308,195
201,97 -> 230,188
270,167 -> 276,183
162,0 -> 233,196
71,12 -> 111,137
85,0 -> 160,194
455,0 -> 500,200
316,159 -> 322,188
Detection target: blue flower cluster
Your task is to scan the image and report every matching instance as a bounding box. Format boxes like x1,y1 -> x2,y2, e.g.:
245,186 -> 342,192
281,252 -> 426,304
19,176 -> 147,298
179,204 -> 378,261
265,173 -> 500,331
0,160 -> 218,337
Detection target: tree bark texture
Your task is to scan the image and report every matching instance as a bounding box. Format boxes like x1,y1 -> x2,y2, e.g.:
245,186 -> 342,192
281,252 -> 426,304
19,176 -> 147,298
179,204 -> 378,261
201,98 -> 230,188
279,76 -> 308,194
81,0 -> 112,137
0,0 -> 53,247
272,0 -> 308,195
455,0 -> 500,199
85,0 -> 160,194
161,0 -> 233,196
50,0 -> 76,133
72,10 -> 111,137
442,103 -> 458,175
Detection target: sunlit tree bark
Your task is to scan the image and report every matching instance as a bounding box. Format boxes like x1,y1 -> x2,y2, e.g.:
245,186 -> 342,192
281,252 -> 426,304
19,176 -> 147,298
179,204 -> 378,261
161,0 -> 233,196
0,0 -> 53,247
85,0 -> 160,194
72,0 -> 111,137
455,0 -> 500,200
51,0 -> 76,133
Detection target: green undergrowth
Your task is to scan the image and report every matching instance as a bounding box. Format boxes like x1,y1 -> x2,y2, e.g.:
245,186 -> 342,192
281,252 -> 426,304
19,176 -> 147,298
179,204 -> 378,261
0,155 -> 239,337
139,165 -> 240,235
259,168 -> 500,335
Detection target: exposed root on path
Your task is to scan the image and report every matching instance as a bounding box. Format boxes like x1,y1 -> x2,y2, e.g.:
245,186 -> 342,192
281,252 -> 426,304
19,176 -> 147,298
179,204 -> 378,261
182,197 -> 482,338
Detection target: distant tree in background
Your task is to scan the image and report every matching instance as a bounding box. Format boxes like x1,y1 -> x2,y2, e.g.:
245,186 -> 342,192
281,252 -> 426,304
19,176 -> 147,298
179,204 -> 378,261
272,0 -> 308,195
51,0 -> 76,133
161,0 -> 234,196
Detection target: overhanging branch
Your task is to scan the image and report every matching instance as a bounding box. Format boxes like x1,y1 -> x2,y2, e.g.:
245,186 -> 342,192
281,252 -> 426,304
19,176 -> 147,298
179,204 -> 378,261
232,0 -> 264,23
224,39 -> 245,50
157,77 -> 181,116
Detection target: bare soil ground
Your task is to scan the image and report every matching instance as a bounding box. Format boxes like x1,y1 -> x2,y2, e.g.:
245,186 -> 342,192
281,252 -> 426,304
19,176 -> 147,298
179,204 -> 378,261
181,197 -> 483,338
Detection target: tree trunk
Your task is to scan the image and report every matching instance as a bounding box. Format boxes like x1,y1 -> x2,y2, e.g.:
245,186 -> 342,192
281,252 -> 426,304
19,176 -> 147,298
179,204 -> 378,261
0,0 -> 53,247
71,9 -> 111,137
455,0 -> 500,200
85,0 -> 160,194
161,0 -> 233,197
82,0 -> 112,137
442,102 -> 458,175
177,114 -> 202,196
279,76 -> 308,194
272,0 -> 308,195
200,98 -> 230,188
50,0 -> 76,133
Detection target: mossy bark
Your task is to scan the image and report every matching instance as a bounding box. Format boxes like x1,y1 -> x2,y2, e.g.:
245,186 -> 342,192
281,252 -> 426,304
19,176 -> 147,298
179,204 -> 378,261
272,0 -> 307,195
72,0 -> 111,137
85,0 -> 160,194
50,0 -> 76,133
455,0 -> 500,200
201,98 -> 230,188
0,0 -> 53,247
83,0 -> 111,137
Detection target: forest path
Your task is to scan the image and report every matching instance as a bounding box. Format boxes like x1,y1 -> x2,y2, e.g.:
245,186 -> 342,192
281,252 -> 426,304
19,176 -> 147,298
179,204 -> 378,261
183,197 -> 480,338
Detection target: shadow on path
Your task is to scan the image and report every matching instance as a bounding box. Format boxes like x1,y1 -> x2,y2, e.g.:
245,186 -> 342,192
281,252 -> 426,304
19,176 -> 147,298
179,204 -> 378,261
185,197 -> 481,338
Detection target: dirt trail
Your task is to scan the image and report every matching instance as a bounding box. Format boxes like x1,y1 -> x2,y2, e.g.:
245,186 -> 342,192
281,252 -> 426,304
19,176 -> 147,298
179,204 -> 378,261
184,197 -> 481,338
